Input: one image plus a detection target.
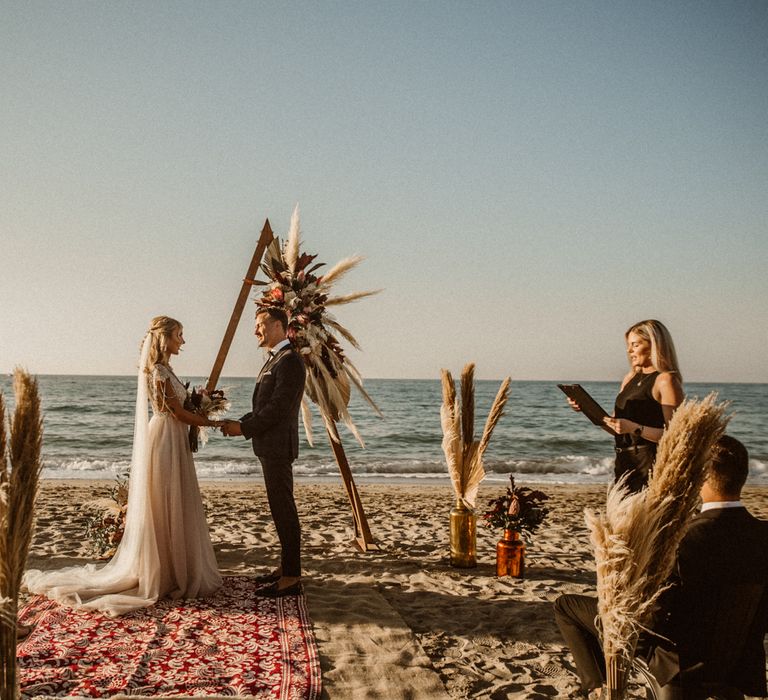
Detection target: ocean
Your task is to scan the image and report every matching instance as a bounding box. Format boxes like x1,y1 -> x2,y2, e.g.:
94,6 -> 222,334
1,375 -> 765,485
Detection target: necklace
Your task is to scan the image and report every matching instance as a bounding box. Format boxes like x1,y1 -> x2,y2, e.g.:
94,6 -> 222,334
636,370 -> 654,386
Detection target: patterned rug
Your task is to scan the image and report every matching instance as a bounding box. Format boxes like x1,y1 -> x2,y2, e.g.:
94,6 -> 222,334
18,576 -> 322,698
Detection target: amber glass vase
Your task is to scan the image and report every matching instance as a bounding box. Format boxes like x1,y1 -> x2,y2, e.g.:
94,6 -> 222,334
450,499 -> 477,568
496,528 -> 525,577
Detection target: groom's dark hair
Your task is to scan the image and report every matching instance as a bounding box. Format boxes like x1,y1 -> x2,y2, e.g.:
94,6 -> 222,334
257,306 -> 289,331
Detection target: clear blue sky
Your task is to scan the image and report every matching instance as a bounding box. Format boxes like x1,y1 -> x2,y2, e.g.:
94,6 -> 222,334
2,1 -> 766,382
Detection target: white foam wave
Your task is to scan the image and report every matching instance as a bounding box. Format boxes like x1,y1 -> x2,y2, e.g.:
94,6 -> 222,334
39,455 -> 768,484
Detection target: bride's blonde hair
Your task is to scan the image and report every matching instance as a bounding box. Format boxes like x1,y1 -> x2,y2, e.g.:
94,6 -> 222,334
142,316 -> 182,373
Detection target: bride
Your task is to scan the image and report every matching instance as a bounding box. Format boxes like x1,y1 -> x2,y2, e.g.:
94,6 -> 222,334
24,316 -> 223,616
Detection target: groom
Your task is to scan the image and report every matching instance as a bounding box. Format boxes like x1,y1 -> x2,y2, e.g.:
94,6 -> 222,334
222,307 -> 307,597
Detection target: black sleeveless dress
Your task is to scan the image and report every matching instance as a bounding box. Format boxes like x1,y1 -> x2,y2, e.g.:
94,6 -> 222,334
613,370 -> 665,491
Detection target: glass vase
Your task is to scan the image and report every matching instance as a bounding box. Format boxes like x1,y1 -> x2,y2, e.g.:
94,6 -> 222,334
450,499 -> 477,568
496,528 -> 525,577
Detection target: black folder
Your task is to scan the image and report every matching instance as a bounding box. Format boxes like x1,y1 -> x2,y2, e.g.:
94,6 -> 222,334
557,383 -> 616,434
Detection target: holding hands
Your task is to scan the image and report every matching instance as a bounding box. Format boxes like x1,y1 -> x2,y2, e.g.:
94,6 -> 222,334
220,420 -> 242,437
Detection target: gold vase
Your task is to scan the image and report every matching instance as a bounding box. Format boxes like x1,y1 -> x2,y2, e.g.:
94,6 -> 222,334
450,499 -> 477,568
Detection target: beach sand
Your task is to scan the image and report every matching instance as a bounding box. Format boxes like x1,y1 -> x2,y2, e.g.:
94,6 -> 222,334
23,480 -> 768,699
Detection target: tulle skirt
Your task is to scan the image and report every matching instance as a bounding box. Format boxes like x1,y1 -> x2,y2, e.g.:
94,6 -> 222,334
24,414 -> 222,617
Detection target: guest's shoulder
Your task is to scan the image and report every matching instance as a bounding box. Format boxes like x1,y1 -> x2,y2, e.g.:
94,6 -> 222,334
689,507 -> 767,535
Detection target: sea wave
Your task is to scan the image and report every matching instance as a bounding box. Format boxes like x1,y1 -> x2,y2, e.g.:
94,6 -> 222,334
41,455 -> 768,485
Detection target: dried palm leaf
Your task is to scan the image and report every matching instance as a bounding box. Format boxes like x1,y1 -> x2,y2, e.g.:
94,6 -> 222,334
325,318 -> 362,351
461,441 -> 484,509
343,359 -> 383,417
300,398 -> 314,448
441,402 -> 463,502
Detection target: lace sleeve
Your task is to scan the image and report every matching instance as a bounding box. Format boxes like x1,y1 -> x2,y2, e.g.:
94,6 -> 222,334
150,365 -> 173,412
152,364 -> 171,384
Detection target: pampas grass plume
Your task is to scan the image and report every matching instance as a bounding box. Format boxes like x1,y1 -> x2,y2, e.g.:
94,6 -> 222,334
0,368 -> 44,699
440,366 -> 511,510
586,393 -> 729,695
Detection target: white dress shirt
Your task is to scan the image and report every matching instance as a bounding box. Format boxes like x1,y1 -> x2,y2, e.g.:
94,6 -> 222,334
700,500 -> 743,512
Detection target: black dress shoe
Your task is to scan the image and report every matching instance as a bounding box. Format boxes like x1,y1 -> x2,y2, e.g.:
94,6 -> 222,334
258,581 -> 303,598
253,571 -> 281,585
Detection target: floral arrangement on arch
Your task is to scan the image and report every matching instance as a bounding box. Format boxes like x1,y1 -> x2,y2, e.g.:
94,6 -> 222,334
483,475 -> 549,538
251,206 -> 382,446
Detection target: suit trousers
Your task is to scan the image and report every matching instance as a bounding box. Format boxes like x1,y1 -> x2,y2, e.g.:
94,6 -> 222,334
259,455 -> 301,578
554,594 -> 605,690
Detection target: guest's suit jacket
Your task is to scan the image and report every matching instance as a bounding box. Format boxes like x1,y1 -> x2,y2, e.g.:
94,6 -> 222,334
649,507 -> 768,696
239,345 -> 306,460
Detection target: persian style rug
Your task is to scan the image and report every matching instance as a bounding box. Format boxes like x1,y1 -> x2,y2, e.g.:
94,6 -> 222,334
17,576 -> 322,698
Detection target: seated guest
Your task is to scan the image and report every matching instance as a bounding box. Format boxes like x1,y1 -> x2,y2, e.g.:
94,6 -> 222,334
554,435 -> 768,698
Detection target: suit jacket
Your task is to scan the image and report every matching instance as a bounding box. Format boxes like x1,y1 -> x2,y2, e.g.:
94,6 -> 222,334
649,507 -> 768,695
239,345 -> 306,460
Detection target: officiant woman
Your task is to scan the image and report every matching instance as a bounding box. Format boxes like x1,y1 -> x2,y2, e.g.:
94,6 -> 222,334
569,319 -> 684,492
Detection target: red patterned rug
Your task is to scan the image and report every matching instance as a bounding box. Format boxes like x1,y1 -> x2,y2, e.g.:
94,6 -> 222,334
18,576 -> 322,698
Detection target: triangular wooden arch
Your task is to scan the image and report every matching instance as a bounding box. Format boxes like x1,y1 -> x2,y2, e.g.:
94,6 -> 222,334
204,219 -> 378,552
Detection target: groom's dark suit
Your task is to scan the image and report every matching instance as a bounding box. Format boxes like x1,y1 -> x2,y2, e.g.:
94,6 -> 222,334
239,343 -> 306,577
555,506 -> 768,696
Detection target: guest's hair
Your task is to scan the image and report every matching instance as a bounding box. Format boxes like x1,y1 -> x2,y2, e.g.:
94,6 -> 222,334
625,319 -> 682,379
257,306 -> 289,331
144,315 -> 182,371
707,434 -> 749,496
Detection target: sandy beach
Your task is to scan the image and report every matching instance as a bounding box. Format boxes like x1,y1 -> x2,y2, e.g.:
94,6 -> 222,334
22,479 -> 768,699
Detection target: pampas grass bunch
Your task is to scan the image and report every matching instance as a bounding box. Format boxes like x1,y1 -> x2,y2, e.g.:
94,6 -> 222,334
440,364 -> 511,509
585,393 -> 729,698
0,369 -> 43,700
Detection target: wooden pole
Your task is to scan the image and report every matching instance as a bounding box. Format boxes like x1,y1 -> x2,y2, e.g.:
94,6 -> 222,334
206,219 -> 275,391
189,219 -> 274,451
326,422 -> 378,552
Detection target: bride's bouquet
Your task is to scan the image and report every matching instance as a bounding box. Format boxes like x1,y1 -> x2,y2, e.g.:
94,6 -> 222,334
184,385 -> 230,448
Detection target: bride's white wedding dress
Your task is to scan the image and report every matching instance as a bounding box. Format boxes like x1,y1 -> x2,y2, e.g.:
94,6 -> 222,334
24,337 -> 222,616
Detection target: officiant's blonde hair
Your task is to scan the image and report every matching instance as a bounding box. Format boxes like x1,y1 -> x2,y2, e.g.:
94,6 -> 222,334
144,316 -> 182,371
625,319 -> 681,379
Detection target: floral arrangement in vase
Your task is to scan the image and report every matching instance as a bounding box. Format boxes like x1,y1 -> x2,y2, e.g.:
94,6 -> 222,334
484,475 -> 549,577
483,475 -> 549,537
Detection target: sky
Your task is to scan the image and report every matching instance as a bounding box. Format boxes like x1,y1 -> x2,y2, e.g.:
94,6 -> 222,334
1,1 -> 766,382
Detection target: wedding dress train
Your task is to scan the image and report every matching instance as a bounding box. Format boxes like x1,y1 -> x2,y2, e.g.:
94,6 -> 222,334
23,337 -> 222,616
